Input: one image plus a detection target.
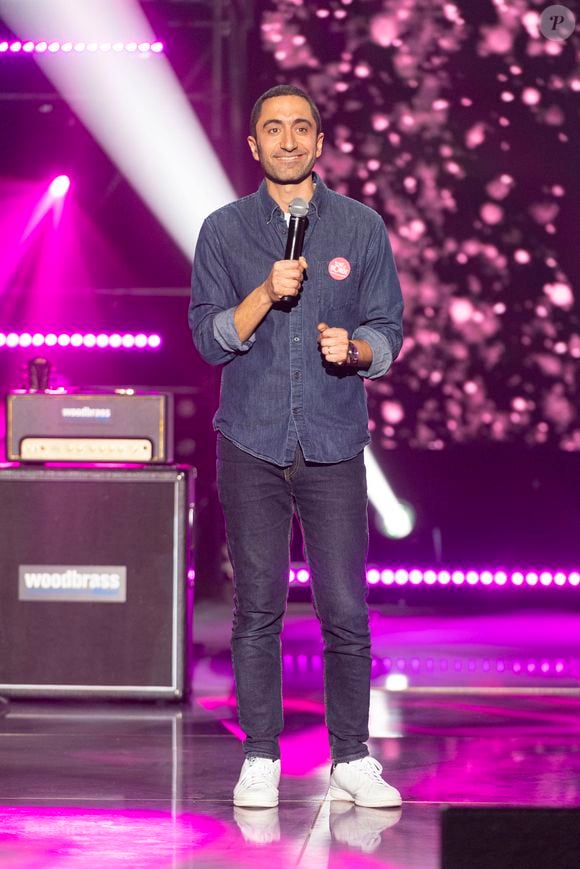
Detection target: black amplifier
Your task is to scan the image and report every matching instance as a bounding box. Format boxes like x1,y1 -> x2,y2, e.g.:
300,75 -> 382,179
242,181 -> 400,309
6,391 -> 173,463
0,464 -> 193,699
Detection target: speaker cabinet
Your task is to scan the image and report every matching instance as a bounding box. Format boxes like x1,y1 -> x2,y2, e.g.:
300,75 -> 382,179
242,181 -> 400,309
441,807 -> 580,869
0,466 -> 194,699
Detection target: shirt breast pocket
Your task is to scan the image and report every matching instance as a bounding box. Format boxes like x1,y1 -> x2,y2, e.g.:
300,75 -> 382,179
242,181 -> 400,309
316,259 -> 360,312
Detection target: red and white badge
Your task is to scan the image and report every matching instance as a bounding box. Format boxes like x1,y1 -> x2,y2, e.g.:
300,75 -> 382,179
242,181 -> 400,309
328,257 -> 351,281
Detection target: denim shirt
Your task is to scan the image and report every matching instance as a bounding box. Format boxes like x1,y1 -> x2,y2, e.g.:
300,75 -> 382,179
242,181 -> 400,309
189,173 -> 403,466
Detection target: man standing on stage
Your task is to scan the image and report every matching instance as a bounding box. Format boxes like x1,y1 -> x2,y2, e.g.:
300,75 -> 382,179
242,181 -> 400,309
189,85 -> 403,808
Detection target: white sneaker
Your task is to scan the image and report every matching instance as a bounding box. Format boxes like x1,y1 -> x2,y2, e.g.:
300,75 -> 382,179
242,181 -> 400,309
328,756 -> 402,808
233,756 -> 281,807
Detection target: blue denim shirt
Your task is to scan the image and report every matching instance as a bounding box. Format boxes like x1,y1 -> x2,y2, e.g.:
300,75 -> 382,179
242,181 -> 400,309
189,173 -> 403,466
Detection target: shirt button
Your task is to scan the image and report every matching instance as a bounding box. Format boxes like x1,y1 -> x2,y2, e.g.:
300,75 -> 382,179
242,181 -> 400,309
293,336 -> 300,342
294,371 -> 301,379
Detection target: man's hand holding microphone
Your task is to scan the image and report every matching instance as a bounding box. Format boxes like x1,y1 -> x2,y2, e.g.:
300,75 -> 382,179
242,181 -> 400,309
263,256 -> 308,305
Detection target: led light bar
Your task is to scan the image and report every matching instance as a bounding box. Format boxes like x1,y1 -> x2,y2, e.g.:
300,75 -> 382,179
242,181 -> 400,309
0,40 -> 164,54
0,332 -> 162,349
282,652 -> 571,678
288,567 -> 580,587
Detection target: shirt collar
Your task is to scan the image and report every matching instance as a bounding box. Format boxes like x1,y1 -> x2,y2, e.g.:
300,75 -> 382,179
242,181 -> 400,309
259,172 -> 327,224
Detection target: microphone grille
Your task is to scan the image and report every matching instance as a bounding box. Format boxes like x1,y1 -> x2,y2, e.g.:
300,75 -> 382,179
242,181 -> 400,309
289,197 -> 309,218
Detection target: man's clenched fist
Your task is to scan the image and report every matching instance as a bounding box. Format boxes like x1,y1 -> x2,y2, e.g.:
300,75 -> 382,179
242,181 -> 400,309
317,322 -> 349,365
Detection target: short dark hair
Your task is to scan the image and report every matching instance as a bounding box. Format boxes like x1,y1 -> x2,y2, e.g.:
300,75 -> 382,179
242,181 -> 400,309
250,84 -> 322,138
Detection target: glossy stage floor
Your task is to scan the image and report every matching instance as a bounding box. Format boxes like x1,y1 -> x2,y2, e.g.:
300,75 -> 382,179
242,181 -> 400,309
2,601 -> 580,868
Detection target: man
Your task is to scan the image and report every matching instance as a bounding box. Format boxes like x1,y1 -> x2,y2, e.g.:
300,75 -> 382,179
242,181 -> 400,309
189,84 -> 403,809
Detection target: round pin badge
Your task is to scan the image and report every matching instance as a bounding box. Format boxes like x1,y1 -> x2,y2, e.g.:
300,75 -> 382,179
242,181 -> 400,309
328,257 -> 351,280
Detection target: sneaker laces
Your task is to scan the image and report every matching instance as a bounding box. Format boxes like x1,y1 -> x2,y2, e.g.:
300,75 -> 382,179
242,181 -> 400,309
239,757 -> 277,787
357,757 -> 385,783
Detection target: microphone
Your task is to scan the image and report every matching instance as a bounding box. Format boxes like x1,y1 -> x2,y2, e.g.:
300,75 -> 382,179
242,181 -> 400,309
281,197 -> 309,304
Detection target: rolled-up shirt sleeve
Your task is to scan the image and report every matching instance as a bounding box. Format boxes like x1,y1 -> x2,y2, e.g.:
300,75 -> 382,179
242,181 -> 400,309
355,218 -> 404,380
213,308 -> 255,354
189,216 -> 255,365
352,324 -> 393,380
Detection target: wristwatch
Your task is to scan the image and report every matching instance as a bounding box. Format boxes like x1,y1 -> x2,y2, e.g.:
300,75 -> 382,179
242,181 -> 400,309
346,340 -> 360,367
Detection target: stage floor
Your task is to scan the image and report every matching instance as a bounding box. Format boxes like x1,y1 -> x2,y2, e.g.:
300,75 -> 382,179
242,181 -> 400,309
1,602 -> 580,867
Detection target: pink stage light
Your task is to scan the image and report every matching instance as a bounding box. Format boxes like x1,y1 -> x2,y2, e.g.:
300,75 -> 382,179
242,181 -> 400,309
287,566 -> 580,588
2,40 -> 164,55
0,331 -> 162,350
49,175 -> 71,198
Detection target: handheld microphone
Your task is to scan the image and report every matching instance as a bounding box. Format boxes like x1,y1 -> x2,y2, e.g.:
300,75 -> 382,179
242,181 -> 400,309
281,197 -> 309,304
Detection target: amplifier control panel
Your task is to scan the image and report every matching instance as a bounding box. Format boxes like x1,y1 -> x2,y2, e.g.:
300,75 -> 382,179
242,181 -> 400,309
20,438 -> 153,462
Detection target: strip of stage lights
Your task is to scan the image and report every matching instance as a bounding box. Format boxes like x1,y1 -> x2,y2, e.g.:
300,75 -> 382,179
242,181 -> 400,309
0,40 -> 164,54
0,332 -> 161,349
283,653 -> 572,679
289,568 -> 580,587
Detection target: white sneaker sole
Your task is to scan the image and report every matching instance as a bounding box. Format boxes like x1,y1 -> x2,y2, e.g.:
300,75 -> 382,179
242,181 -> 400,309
233,793 -> 279,808
328,784 -> 402,808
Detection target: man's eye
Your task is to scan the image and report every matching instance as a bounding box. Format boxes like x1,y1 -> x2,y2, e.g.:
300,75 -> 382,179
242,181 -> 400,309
267,127 -> 279,134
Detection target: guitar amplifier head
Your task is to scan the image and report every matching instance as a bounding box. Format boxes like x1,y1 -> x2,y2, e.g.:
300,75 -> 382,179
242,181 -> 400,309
6,391 -> 173,463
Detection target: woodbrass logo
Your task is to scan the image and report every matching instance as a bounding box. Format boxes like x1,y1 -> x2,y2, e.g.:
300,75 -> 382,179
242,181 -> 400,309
19,566 -> 127,603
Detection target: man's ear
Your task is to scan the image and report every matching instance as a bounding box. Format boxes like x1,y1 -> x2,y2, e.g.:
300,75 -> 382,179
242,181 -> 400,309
247,136 -> 260,162
315,132 -> 324,158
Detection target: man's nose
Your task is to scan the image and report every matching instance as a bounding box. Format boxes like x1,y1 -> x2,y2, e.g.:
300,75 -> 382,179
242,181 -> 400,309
280,128 -> 297,150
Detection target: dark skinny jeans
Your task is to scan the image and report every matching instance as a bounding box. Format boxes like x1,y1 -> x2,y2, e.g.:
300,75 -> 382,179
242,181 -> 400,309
216,433 -> 371,763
